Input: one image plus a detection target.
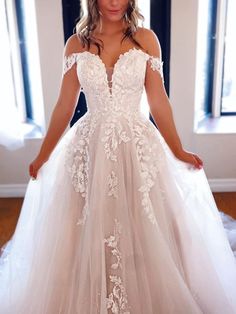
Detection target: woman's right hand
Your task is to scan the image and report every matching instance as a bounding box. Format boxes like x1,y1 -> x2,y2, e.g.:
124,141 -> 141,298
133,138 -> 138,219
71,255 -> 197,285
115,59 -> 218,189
174,149 -> 203,169
29,156 -> 48,180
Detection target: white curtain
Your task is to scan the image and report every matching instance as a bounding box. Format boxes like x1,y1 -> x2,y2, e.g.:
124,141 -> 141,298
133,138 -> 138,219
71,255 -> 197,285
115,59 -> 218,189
0,0 -> 24,150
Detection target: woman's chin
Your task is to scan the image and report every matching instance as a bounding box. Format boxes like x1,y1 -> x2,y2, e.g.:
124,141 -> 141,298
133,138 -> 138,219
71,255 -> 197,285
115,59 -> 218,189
104,13 -> 124,22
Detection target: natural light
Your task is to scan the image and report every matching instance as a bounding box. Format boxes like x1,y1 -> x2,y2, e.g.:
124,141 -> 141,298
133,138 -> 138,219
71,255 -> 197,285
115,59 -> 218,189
221,0 -> 236,113
0,0 -> 24,149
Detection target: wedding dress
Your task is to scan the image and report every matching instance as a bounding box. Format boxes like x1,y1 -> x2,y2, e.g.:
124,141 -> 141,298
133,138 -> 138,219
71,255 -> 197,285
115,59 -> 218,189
0,47 -> 236,314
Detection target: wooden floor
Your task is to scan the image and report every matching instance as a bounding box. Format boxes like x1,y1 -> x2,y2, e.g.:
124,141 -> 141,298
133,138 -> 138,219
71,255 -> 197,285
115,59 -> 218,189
0,198 -> 23,248
0,193 -> 236,248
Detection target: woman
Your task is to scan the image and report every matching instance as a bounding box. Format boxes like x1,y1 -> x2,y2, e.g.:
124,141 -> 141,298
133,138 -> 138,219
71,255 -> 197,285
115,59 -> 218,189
0,0 -> 236,313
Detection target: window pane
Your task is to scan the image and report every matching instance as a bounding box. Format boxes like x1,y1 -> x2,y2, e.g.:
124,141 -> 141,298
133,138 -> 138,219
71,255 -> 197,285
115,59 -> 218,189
221,0 -> 236,113
139,0 -> 150,28
0,0 -> 24,147
0,0 -> 16,112
195,0 -> 217,120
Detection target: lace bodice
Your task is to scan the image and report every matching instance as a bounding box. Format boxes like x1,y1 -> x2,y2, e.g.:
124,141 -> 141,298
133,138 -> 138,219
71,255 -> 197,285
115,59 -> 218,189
63,48 -> 163,116
64,48 -> 165,228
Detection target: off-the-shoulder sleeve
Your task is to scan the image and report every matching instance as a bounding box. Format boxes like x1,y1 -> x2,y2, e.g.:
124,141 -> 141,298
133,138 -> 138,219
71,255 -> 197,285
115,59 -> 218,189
148,56 -> 164,81
63,53 -> 78,75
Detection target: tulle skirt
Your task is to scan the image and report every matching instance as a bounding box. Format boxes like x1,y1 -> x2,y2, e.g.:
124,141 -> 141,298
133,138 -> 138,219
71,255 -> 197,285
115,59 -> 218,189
0,113 -> 236,314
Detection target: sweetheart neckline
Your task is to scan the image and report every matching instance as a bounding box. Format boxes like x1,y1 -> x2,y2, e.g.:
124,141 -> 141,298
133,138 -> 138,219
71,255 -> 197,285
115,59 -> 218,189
67,47 -> 161,96
72,47 -> 152,71
74,47 -> 151,95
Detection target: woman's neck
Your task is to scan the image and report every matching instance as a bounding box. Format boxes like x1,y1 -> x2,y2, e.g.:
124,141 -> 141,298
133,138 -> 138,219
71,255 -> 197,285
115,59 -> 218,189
95,18 -> 126,36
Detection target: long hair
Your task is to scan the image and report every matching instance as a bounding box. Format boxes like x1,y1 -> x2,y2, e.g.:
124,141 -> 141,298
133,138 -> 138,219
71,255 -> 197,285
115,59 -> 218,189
75,0 -> 144,54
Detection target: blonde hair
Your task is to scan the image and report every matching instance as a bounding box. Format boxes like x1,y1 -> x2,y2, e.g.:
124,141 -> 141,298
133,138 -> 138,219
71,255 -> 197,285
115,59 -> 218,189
75,0 -> 144,54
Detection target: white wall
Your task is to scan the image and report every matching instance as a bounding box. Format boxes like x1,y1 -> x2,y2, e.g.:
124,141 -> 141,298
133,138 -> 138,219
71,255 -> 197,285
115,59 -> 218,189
170,0 -> 236,186
0,0 -> 235,195
0,0 -> 64,189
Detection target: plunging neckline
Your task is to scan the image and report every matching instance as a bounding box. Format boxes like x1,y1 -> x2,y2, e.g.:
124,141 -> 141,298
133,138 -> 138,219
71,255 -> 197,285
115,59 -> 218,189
78,47 -> 147,96
106,67 -> 114,91
82,47 -> 146,70
70,47 -> 150,96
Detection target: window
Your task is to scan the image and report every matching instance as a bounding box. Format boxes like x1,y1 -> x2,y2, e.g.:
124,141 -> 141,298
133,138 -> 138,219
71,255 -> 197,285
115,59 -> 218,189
195,0 -> 217,123
195,0 -> 236,134
14,0 -> 45,131
0,0 -> 25,122
139,0 -> 150,28
0,0 -> 44,141
217,0 -> 236,115
196,0 -> 236,123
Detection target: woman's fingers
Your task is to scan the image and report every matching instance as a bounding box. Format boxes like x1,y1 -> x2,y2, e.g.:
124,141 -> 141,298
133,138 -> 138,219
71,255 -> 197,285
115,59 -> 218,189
195,154 -> 203,166
29,162 -> 38,180
29,156 -> 47,180
176,150 -> 203,169
191,154 -> 203,169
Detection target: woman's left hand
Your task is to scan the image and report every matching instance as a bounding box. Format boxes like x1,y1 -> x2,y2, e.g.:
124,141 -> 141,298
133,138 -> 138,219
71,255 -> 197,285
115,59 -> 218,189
174,149 -> 203,169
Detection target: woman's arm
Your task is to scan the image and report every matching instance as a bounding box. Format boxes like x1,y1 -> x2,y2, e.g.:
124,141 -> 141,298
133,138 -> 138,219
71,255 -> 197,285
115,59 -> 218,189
143,29 -> 203,169
29,35 -> 81,179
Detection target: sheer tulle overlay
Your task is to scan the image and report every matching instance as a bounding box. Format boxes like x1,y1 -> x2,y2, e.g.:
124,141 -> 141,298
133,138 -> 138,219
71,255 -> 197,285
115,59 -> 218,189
0,48 -> 236,314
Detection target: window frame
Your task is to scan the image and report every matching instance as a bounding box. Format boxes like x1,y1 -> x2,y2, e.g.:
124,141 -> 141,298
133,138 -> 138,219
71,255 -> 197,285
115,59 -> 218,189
1,0 -> 45,138
4,0 -> 26,122
14,0 -> 33,121
212,0 -> 236,117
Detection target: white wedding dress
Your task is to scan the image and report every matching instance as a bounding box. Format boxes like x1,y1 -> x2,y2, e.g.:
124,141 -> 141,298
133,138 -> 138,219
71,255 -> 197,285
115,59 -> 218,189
0,47 -> 236,314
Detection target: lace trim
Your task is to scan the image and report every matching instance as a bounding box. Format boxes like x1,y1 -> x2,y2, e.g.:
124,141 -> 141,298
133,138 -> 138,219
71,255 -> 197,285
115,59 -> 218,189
63,51 -> 164,80
65,113 -> 98,225
104,219 -> 130,313
133,121 -> 164,225
63,53 -> 78,75
101,117 -> 131,162
64,48 -> 165,228
149,56 -> 164,80
108,171 -> 118,198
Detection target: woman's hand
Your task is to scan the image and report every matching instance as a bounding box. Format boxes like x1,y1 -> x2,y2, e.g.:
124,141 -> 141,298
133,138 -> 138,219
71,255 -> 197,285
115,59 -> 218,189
174,149 -> 203,169
29,156 -> 48,180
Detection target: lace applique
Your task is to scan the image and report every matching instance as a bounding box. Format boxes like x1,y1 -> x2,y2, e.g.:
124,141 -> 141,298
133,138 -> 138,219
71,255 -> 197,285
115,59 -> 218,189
104,220 -> 130,313
67,138 -> 88,196
108,171 -> 118,198
64,48 -> 165,226
101,117 -> 131,162
106,276 -> 130,314
66,135 -> 89,225
149,56 -> 164,81
63,53 -> 78,75
104,220 -> 122,270
133,121 -> 164,225
65,113 -> 98,225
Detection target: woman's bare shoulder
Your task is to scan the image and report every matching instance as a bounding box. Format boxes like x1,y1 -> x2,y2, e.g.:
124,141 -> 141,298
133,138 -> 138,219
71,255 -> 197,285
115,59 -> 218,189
135,27 -> 162,58
64,34 -> 84,56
